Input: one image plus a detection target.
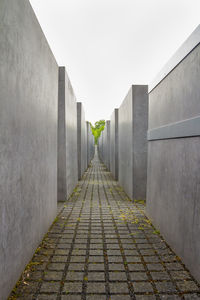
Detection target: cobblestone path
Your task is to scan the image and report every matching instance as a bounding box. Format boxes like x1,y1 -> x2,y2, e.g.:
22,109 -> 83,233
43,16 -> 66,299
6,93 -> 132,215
9,150 -> 200,300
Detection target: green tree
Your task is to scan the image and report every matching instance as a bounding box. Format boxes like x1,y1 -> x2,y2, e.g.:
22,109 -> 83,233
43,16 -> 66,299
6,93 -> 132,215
90,120 -> 105,144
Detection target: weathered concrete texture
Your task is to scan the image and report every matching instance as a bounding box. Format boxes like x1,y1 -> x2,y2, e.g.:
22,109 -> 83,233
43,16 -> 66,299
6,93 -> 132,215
0,1 -> 58,299
118,85 -> 148,200
149,43 -> 200,129
104,120 -> 111,170
58,67 -> 78,202
110,109 -> 119,180
86,121 -> 94,166
147,27 -> 200,283
99,121 -> 110,170
77,102 -> 87,180
98,129 -> 104,161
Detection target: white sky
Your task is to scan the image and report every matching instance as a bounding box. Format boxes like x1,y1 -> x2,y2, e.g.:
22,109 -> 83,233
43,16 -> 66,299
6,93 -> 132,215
30,0 -> 200,124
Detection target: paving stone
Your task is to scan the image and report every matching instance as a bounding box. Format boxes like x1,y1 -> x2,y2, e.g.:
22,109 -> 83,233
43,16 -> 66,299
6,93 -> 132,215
109,282 -> 129,293
143,256 -> 160,263
65,271 -> 84,281
71,256 -> 86,262
107,250 -> 121,255
165,262 -> 184,271
28,271 -> 43,280
109,263 -> 125,271
146,263 -> 164,271
176,281 -> 199,292
57,244 -> 71,249
155,281 -> 177,293
88,263 -> 105,271
68,263 -> 85,271
88,272 -> 105,281
88,256 -> 104,263
90,244 -> 103,249
34,262 -> 48,271
89,249 -> 103,255
160,255 -> 177,262
40,281 -> 60,293
109,271 -> 127,281
72,249 -> 87,255
52,255 -> 68,262
44,271 -> 63,280
128,263 -> 145,271
126,256 -> 142,263
47,263 -> 66,271
63,281 -> 82,293
108,256 -> 123,263
140,249 -> 155,256
86,282 -> 106,293
133,282 -> 154,293
150,271 -> 170,280
170,270 -> 192,280
129,272 -> 148,281
124,249 -> 140,255
54,249 -> 70,255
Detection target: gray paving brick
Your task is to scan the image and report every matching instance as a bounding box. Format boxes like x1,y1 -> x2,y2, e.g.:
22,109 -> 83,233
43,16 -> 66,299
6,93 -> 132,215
40,282 -> 60,293
86,282 -> 106,293
109,282 -> 129,293
63,281 -> 82,293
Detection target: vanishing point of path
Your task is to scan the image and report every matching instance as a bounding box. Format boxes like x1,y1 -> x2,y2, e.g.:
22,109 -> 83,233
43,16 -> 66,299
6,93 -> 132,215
9,150 -> 200,300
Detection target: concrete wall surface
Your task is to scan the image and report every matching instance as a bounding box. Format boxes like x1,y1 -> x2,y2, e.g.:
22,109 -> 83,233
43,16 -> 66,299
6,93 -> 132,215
110,109 -> 119,180
99,121 -> 110,170
119,85 -> 148,200
147,28 -> 200,283
58,67 -> 78,201
86,122 -> 94,166
77,103 -> 87,180
98,130 -> 104,161
104,121 -> 111,170
0,1 -> 58,299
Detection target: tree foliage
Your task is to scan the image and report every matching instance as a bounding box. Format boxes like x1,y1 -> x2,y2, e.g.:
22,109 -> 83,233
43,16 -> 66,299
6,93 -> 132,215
90,120 -> 105,144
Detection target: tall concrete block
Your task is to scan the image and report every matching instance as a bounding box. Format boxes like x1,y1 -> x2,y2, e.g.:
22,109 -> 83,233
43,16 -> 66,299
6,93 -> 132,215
0,1 -> 58,299
104,120 -> 111,170
110,109 -> 119,180
98,121 -> 110,169
98,130 -> 104,161
58,67 -> 78,201
86,122 -> 94,166
118,85 -> 148,200
77,103 -> 87,180
147,25 -> 200,283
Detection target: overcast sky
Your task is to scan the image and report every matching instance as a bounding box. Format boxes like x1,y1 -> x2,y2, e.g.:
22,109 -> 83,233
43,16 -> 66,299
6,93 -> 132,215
30,0 -> 200,124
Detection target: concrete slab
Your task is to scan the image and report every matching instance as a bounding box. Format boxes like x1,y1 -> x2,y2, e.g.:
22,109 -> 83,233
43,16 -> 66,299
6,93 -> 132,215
77,103 -> 87,180
147,26 -> 200,283
58,67 -> 78,202
86,121 -> 94,166
104,121 -> 111,171
110,109 -> 119,180
118,85 -> 148,200
0,1 -> 58,298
